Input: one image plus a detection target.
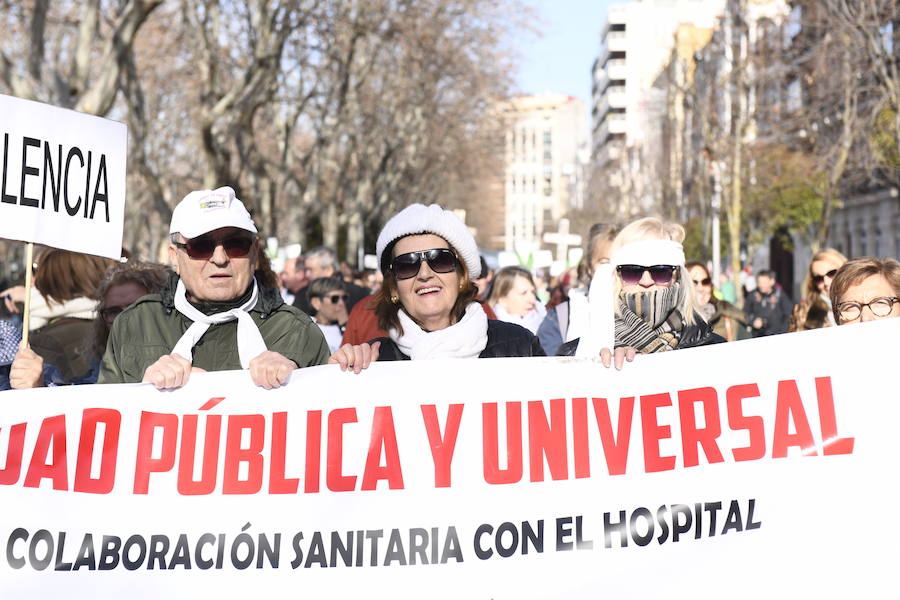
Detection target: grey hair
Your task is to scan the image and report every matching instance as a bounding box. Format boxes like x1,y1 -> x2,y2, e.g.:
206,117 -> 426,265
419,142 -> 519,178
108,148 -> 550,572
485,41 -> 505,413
305,246 -> 338,269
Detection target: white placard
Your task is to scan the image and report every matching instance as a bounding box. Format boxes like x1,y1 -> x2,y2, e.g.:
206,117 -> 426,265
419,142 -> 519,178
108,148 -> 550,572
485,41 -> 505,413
0,94 -> 127,259
0,320 -> 897,598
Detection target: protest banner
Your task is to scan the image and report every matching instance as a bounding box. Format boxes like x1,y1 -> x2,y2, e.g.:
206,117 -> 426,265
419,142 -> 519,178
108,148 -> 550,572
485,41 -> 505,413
0,94 -> 126,260
0,320 -> 896,599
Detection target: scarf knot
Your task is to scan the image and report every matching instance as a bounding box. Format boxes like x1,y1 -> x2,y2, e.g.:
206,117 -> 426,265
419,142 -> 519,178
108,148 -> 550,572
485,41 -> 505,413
171,278 -> 268,368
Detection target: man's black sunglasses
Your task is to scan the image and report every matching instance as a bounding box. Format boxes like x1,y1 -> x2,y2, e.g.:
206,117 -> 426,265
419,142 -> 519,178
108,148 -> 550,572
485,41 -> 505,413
390,248 -> 458,280
173,233 -> 255,260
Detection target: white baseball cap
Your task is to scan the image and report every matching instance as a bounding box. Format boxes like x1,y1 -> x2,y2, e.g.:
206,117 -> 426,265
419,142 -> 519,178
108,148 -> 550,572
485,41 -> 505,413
169,186 -> 258,239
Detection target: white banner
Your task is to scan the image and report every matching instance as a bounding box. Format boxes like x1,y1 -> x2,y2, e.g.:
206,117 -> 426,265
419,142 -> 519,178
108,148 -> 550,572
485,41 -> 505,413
0,320 -> 897,599
0,94 -> 126,259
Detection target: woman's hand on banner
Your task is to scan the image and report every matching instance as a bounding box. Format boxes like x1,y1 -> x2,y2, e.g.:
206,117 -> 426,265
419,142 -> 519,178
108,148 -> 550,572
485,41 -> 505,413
329,341 -> 380,374
599,346 -> 636,370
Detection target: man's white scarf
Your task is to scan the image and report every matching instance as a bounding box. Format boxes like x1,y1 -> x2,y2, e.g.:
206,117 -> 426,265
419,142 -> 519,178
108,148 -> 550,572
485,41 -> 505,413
171,278 -> 267,368
390,302 -> 488,360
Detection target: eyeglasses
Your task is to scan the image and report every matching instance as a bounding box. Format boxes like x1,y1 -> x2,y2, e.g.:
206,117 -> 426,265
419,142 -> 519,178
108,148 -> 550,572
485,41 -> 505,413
390,248 -> 458,280
100,306 -> 126,324
692,277 -> 712,287
173,233 -> 255,260
811,269 -> 838,286
616,264 -> 677,286
325,293 -> 349,304
837,296 -> 899,321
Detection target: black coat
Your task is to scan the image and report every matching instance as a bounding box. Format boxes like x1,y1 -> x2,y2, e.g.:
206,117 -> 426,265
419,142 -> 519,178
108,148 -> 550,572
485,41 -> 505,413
373,319 -> 545,361
556,319 -> 723,356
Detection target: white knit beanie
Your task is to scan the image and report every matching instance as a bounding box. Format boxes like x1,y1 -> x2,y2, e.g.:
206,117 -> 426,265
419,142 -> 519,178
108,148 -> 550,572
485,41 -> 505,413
376,204 -> 481,278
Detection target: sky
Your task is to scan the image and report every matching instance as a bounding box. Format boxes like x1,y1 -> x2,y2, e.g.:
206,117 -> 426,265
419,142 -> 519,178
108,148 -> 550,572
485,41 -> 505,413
513,0 -> 620,109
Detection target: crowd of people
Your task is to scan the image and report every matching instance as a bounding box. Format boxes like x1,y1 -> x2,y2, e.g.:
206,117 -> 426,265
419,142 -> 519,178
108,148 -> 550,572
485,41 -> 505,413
1,185 -> 897,391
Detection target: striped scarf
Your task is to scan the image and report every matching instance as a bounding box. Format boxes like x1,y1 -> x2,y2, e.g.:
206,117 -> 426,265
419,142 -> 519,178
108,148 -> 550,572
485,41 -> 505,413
615,283 -> 685,353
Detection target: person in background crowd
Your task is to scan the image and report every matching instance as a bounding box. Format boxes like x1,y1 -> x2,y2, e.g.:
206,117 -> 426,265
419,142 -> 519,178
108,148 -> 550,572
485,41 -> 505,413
10,261 -> 170,388
10,249 -> 116,388
329,203 -> 543,371
718,269 -> 737,304
292,246 -> 370,315
279,256 -> 307,305
0,320 -> 21,391
830,257 -> 900,325
488,266 -> 546,335
789,248 -> 847,332
362,269 -> 383,294
474,256 -> 493,301
744,269 -> 792,337
558,217 -> 722,366
308,277 -> 349,353
685,261 -> 746,342
538,223 -> 618,355
99,186 -> 329,389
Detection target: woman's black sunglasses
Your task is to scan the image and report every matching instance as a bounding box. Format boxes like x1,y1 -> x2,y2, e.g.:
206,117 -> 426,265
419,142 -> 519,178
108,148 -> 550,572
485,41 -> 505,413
811,269 -> 838,285
173,233 -> 255,260
390,248 -> 458,280
616,264 -> 677,286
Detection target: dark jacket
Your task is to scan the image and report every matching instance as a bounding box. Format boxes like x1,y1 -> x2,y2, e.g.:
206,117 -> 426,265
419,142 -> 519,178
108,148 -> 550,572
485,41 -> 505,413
744,287 -> 793,337
373,319 -> 545,361
556,319 -> 724,356
99,274 -> 330,383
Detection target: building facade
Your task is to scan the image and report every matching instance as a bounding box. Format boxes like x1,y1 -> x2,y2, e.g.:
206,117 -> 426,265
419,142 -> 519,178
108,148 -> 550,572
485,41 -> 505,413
499,94 -> 587,253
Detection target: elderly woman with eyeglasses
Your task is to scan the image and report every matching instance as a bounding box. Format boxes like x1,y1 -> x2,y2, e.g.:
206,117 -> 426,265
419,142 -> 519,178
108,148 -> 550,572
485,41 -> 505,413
556,217 -> 723,368
328,204 -> 544,371
829,257 -> 900,325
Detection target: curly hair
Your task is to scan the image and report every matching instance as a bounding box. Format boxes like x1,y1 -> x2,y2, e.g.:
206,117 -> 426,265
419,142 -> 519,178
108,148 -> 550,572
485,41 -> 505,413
89,262 -> 170,360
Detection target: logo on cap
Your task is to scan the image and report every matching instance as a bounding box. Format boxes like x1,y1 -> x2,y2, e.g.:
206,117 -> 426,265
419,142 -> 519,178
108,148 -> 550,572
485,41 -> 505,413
199,193 -> 228,211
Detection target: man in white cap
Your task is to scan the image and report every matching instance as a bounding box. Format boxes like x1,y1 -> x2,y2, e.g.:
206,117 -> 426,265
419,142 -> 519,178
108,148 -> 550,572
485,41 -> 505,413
99,186 -> 330,389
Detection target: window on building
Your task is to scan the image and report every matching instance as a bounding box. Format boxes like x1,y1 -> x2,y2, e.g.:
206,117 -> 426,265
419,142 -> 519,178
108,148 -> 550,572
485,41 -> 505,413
859,223 -> 868,256
532,176 -> 537,193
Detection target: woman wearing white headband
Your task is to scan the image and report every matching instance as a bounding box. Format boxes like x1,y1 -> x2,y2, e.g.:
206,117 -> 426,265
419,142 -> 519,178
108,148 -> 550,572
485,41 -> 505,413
557,217 -> 723,367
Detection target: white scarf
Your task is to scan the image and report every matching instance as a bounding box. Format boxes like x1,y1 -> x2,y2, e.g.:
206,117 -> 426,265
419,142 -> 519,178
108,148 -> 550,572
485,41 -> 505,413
492,302 -> 546,335
574,263 -> 616,359
171,278 -> 268,368
390,303 -> 488,360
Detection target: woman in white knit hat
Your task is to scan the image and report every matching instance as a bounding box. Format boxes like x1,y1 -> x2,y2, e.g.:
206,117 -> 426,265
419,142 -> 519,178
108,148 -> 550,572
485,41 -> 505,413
329,204 -> 544,370
556,217 -> 722,368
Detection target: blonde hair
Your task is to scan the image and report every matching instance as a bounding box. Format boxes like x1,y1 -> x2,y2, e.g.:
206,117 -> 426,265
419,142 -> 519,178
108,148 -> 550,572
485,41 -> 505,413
609,217 -> 702,326
802,248 -> 848,301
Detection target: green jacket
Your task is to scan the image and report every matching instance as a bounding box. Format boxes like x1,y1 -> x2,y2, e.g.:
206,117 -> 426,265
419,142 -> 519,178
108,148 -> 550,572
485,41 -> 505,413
98,276 -> 330,384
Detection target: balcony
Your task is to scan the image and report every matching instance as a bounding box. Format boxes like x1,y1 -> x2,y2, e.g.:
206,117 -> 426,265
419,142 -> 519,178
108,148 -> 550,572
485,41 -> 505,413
606,30 -> 627,52
607,58 -> 627,81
